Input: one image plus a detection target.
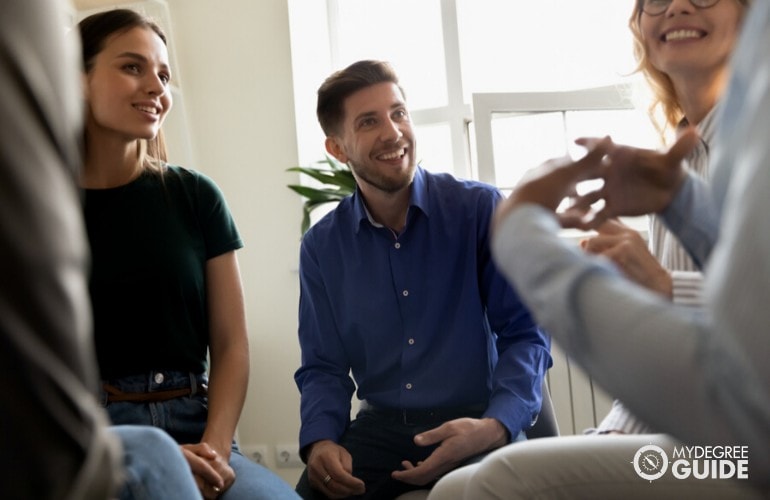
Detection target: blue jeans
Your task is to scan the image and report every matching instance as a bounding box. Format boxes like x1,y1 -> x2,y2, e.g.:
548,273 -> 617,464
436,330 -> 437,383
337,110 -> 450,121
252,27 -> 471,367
103,371 -> 299,500
112,425 -> 202,499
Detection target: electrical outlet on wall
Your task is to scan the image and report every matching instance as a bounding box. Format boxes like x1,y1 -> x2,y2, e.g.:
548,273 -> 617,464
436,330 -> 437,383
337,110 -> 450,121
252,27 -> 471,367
275,443 -> 303,468
241,444 -> 269,466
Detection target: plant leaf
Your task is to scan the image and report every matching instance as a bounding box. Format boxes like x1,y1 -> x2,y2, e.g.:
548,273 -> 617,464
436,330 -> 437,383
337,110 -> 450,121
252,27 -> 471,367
286,167 -> 356,191
287,156 -> 358,234
287,184 -> 351,201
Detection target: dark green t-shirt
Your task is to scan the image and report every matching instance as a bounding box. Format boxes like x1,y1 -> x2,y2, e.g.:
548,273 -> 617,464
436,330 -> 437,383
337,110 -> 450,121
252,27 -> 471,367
84,166 -> 243,379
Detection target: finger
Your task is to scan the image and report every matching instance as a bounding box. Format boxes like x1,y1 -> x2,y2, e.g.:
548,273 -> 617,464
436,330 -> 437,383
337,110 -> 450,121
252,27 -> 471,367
594,218 -> 630,235
414,424 -> 449,447
322,473 -> 366,498
583,205 -> 612,231
314,463 -> 365,497
181,443 -> 218,460
557,208 -> 594,231
205,482 -> 224,500
666,128 -> 700,164
391,455 -> 446,486
560,137 -> 611,183
182,448 -> 224,489
568,188 -> 603,213
574,136 -> 612,150
581,235 -> 620,255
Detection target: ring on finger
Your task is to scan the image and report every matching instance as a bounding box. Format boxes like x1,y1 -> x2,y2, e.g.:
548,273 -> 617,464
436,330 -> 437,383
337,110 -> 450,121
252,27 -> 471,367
323,474 -> 332,486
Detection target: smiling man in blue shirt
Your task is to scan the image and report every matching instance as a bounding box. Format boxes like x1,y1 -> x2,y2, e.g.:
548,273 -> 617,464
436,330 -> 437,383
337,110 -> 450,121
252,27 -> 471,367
294,60 -> 551,500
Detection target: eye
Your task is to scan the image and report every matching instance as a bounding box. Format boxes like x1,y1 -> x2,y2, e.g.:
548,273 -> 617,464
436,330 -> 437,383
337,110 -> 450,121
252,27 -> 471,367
159,72 -> 171,85
393,109 -> 409,120
357,117 -> 377,129
122,63 -> 141,74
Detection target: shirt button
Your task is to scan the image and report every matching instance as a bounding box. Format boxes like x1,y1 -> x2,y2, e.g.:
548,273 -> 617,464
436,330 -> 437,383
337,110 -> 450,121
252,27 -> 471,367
408,338 -> 415,345
402,290 -> 409,297
405,383 -> 413,390
394,242 -> 401,249
154,372 -> 164,384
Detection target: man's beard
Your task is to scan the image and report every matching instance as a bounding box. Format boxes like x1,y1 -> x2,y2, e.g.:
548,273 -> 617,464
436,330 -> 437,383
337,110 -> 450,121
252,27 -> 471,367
349,158 -> 416,194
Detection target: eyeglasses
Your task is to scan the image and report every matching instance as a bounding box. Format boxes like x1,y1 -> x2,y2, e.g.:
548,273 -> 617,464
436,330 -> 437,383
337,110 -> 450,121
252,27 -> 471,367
640,0 -> 722,16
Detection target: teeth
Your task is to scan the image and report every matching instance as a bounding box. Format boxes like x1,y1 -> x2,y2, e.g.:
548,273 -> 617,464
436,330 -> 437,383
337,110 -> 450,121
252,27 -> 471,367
665,29 -> 702,41
378,148 -> 404,160
134,105 -> 158,114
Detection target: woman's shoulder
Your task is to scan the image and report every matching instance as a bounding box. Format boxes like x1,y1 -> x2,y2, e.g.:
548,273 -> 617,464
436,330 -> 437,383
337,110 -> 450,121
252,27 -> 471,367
163,165 -> 223,192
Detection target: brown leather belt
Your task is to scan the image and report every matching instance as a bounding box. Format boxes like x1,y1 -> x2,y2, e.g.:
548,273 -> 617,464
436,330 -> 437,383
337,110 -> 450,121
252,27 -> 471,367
102,383 -> 208,403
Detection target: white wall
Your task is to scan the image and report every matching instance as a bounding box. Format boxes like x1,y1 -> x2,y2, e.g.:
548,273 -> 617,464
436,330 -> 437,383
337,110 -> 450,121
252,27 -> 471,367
167,0 -> 303,485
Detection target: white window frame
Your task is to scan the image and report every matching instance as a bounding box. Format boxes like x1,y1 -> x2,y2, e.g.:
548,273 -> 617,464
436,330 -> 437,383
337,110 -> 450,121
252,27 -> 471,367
472,84 -> 637,186
325,0 -> 474,179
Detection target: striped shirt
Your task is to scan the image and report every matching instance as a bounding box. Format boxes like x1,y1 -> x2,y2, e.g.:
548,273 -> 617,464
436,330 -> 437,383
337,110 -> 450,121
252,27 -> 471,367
650,108 -> 718,306
595,107 -> 718,434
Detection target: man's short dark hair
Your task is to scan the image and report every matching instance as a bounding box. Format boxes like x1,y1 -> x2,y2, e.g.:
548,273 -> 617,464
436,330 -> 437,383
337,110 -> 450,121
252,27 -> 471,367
316,60 -> 405,137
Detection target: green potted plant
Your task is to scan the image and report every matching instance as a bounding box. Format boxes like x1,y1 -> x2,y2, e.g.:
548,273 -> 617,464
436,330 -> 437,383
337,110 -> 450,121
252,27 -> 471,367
287,155 -> 356,235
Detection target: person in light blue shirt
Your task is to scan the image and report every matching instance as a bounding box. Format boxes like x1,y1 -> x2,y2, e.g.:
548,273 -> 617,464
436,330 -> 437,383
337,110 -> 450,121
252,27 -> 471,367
442,3 -> 770,497
294,60 -> 550,499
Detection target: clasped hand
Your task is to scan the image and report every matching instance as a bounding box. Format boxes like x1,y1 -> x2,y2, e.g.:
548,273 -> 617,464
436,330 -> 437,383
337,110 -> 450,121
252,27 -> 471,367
306,417 -> 507,497
493,129 -> 700,233
181,442 -> 235,499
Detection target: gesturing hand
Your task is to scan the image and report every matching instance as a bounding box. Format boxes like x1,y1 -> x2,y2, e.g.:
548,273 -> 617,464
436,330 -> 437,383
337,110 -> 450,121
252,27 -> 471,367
575,128 -> 700,227
493,137 -> 613,233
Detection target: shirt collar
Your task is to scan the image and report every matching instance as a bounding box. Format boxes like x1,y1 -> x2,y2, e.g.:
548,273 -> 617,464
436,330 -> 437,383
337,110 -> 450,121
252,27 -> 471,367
676,101 -> 720,141
353,166 -> 431,233
676,101 -> 721,154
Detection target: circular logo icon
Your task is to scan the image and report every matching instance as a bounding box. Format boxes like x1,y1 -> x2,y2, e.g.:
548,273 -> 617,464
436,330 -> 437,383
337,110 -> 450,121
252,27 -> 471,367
633,444 -> 669,481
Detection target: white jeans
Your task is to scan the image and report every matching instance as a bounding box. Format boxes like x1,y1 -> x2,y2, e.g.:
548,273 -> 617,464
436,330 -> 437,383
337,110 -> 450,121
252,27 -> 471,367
428,434 -> 768,500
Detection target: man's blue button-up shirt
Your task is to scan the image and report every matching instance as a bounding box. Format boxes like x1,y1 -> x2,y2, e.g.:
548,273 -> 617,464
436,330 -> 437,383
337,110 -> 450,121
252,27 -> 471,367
295,167 -> 551,451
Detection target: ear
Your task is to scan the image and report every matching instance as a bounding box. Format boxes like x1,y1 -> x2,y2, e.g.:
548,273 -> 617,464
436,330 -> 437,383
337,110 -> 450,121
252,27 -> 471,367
325,136 -> 348,164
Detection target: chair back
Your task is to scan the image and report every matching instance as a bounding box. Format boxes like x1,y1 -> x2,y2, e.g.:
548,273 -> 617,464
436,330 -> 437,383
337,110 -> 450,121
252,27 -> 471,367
526,380 -> 560,439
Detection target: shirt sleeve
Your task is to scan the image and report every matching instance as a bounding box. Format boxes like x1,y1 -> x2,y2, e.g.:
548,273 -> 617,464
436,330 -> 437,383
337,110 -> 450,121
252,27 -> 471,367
192,171 -> 244,259
478,191 -> 552,439
294,231 -> 357,455
492,204 -> 770,472
659,173 -> 719,269
595,400 -> 653,435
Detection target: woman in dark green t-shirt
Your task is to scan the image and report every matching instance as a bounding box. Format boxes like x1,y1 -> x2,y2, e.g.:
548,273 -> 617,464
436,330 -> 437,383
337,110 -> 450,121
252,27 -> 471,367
78,9 -> 297,500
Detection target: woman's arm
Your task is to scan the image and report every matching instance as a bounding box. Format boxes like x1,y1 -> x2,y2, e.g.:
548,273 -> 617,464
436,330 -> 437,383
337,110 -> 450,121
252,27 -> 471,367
184,250 -> 249,497
203,250 -> 250,457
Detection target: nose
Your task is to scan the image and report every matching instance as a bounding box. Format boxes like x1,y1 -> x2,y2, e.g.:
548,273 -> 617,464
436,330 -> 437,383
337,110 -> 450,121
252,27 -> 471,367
145,73 -> 167,97
665,0 -> 695,16
380,117 -> 403,142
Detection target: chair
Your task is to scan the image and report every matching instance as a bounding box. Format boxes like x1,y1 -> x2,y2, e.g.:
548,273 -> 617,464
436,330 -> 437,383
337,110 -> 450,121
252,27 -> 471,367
526,379 -> 560,439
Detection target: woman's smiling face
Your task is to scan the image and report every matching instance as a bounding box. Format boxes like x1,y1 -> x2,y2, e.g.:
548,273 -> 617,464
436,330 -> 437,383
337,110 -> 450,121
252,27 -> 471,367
85,26 -> 172,143
639,0 -> 745,80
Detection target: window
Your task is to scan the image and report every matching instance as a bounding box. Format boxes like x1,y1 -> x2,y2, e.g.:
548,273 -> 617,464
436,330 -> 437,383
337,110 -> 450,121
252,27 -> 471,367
288,0 -> 652,181
473,85 -> 659,189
